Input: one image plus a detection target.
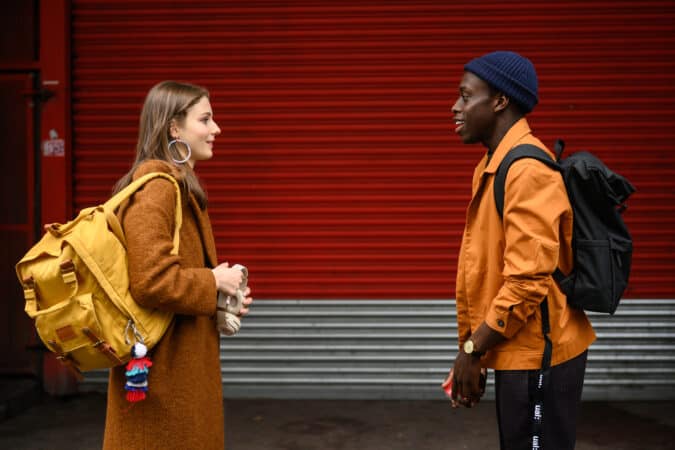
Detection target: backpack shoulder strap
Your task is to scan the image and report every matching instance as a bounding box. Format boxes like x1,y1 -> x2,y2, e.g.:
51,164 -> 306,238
104,172 -> 183,255
493,144 -> 559,219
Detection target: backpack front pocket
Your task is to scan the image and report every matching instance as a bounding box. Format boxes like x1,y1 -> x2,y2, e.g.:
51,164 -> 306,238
573,239 -> 612,312
34,293 -> 120,371
573,236 -> 630,314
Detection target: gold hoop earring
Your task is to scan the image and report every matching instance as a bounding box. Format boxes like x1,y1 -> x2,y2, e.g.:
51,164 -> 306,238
168,139 -> 192,164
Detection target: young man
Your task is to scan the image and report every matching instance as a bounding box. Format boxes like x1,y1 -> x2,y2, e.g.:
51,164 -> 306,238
444,51 -> 596,449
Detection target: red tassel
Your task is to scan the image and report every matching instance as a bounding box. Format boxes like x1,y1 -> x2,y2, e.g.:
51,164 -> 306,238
126,356 -> 153,371
126,390 -> 146,402
124,343 -> 152,403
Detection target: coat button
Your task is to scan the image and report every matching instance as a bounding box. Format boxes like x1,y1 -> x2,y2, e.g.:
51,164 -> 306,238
497,319 -> 505,327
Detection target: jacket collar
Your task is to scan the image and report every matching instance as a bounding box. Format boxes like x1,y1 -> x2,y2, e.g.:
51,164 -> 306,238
132,159 -> 183,180
483,118 -> 533,175
133,159 -> 218,268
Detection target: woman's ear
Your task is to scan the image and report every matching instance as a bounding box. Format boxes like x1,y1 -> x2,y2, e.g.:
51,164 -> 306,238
169,119 -> 179,139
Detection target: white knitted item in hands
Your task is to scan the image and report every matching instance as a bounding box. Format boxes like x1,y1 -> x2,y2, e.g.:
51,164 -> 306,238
216,264 -> 248,336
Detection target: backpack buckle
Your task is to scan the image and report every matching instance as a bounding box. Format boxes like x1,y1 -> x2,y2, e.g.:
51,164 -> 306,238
22,276 -> 36,296
59,260 -> 77,285
21,276 -> 37,303
47,339 -> 83,380
82,327 -> 123,365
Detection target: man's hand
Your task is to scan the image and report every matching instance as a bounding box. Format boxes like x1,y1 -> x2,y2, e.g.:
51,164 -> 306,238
451,351 -> 484,407
442,364 -> 487,408
445,320 -> 502,408
441,369 -> 458,407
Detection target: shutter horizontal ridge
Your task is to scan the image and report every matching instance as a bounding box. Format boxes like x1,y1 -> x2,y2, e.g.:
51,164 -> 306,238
81,299 -> 675,400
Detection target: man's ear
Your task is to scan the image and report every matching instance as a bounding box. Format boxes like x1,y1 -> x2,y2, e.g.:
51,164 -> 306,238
493,93 -> 509,113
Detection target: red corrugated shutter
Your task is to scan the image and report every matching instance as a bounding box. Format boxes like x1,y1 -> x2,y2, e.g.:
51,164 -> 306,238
71,0 -> 675,299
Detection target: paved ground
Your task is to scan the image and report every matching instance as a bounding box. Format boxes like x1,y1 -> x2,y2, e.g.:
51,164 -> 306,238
1,389 -> 674,449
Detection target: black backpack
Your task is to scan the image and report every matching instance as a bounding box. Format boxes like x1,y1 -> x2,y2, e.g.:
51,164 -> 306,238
494,140 -> 636,315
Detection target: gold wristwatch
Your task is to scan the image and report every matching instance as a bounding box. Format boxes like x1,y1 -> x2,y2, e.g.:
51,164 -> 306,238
463,339 -> 485,357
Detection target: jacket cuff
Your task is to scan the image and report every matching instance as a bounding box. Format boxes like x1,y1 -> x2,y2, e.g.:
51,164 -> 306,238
205,269 -> 218,316
192,268 -> 218,316
485,304 -> 524,339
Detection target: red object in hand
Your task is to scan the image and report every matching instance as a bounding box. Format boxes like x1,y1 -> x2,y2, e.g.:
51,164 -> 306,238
441,370 -> 454,398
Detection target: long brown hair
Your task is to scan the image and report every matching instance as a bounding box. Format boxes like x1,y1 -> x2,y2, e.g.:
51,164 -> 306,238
113,80 -> 209,208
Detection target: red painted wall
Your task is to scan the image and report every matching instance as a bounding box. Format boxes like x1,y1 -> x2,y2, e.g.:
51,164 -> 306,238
68,0 -> 675,299
40,0 -> 78,395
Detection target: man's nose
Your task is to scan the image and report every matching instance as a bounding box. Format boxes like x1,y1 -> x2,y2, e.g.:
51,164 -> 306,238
451,98 -> 461,114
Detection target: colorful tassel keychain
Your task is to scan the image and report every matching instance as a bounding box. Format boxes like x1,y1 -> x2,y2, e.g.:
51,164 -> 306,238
125,342 -> 152,402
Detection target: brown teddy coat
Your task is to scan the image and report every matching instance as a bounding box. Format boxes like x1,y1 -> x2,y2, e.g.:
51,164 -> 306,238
103,160 -> 224,449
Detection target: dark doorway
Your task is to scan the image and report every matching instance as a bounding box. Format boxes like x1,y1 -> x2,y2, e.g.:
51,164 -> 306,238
0,0 -> 41,379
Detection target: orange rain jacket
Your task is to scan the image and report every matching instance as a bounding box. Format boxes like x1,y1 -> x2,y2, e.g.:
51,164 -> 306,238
455,118 -> 596,370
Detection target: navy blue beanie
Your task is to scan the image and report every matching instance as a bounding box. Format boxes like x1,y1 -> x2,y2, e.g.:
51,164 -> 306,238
464,51 -> 538,114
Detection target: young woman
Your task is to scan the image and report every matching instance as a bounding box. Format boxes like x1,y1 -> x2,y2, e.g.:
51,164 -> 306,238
103,81 -> 252,449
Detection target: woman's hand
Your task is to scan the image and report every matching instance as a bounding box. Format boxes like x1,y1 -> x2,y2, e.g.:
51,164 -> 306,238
238,287 -> 253,316
212,262 -> 243,296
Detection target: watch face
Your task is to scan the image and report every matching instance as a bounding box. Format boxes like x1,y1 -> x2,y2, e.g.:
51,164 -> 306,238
464,340 -> 474,354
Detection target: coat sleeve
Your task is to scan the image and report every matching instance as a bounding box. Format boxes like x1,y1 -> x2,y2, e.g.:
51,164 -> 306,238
485,160 -> 568,338
122,177 -> 218,316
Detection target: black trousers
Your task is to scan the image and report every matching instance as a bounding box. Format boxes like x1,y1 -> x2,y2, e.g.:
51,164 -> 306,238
495,350 -> 588,450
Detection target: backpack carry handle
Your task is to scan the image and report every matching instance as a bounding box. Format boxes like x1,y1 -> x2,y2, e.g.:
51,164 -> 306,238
103,172 -> 183,255
43,206 -> 98,237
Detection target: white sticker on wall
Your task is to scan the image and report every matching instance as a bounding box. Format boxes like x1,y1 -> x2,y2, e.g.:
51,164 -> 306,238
43,138 -> 65,157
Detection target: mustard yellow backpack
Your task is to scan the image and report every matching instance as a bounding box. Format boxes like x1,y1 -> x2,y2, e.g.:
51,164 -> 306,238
15,172 -> 181,375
